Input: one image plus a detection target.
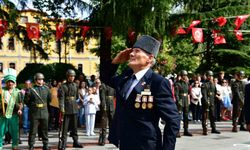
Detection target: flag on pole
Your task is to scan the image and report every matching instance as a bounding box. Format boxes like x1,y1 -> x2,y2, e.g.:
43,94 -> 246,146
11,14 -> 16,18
234,15 -> 249,30
213,30 -> 226,44
176,27 -> 187,34
128,28 -> 136,45
215,17 -> 227,27
81,26 -> 90,39
234,30 -> 244,41
26,23 -> 40,40
104,27 -> 112,41
56,24 -> 67,41
187,20 -> 201,33
192,28 -> 204,43
0,20 -> 8,37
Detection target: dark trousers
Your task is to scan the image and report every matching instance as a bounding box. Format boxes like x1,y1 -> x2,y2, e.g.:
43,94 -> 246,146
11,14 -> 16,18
99,110 -> 114,144
190,103 -> 201,121
214,99 -> 221,121
49,106 -> 60,130
61,114 -> 79,144
232,102 -> 245,127
180,106 -> 189,130
28,117 -> 48,146
202,104 -> 216,130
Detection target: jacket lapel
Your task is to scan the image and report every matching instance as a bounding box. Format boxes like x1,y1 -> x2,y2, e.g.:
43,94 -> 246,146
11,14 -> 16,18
127,69 -> 153,101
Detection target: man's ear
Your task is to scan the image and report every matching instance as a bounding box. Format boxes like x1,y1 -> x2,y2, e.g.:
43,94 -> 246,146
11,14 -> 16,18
148,54 -> 154,63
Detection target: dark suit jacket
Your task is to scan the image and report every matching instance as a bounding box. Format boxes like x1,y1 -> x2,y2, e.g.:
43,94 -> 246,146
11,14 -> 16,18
107,67 -> 180,150
244,83 -> 250,124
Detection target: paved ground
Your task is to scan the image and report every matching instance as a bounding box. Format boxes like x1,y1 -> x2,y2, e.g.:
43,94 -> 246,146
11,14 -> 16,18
3,121 -> 250,150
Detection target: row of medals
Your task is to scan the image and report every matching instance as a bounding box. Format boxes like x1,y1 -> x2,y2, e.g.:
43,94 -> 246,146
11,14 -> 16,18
135,94 -> 153,109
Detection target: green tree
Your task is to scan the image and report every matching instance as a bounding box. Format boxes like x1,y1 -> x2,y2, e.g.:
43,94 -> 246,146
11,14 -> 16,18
168,0 -> 250,75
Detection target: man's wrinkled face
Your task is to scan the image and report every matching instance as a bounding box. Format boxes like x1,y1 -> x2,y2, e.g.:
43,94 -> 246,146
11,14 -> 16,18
6,80 -> 15,89
128,48 -> 153,69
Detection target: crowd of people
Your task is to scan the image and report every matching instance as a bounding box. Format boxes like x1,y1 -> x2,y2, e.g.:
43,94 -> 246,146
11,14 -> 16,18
171,70 -> 249,137
0,35 -> 250,150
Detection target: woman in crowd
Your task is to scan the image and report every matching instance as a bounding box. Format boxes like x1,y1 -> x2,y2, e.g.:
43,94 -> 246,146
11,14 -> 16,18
190,80 -> 202,123
78,81 -> 88,127
221,79 -> 232,121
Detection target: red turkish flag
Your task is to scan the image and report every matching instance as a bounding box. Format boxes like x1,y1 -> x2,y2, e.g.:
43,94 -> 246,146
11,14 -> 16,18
104,27 -> 112,40
26,23 -> 40,40
213,30 -> 226,44
192,28 -> 204,43
234,15 -> 249,30
56,24 -> 67,41
81,26 -> 90,39
234,30 -> 244,41
176,27 -> 187,34
128,28 -> 136,45
0,20 -> 8,37
215,17 -> 227,27
187,20 -> 201,33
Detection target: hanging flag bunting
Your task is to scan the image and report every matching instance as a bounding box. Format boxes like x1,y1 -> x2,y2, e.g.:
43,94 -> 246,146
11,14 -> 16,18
192,28 -> 204,43
215,17 -> 227,27
0,20 -> 8,37
176,27 -> 187,34
234,30 -> 244,41
26,23 -> 40,40
128,28 -> 136,45
213,30 -> 226,44
234,15 -> 250,30
81,26 -> 90,39
104,27 -> 112,41
56,23 -> 67,41
187,20 -> 201,33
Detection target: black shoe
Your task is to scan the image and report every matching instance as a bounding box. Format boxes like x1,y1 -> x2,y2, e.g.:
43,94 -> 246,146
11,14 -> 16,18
176,132 -> 181,138
184,131 -> 193,136
73,142 -> 83,148
43,146 -> 50,150
240,126 -> 247,131
211,129 -> 221,134
29,146 -> 34,150
19,139 -> 22,144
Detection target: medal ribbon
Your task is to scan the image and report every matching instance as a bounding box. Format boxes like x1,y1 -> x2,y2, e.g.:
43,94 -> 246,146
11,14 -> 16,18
4,89 -> 16,118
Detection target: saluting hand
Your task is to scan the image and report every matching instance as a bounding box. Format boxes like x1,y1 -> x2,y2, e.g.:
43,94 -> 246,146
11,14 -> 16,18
112,48 -> 133,64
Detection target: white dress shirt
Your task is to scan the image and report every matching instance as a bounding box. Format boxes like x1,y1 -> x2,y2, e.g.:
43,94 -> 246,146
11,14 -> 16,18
125,67 -> 150,99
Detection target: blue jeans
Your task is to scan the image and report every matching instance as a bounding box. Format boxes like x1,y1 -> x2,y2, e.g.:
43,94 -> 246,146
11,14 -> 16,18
78,107 -> 85,126
22,105 -> 30,134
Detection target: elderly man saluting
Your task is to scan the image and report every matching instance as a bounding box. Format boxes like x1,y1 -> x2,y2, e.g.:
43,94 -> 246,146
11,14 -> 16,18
105,35 -> 180,150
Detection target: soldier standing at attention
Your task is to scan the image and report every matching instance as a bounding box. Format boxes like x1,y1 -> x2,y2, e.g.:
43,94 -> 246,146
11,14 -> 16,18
24,73 -> 51,150
231,71 -> 247,132
0,68 -> 22,150
98,83 -> 116,145
58,69 -> 83,150
175,70 -> 192,137
201,71 -> 221,135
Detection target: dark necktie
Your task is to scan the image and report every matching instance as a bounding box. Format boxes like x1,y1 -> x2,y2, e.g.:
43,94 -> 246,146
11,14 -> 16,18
122,75 -> 136,99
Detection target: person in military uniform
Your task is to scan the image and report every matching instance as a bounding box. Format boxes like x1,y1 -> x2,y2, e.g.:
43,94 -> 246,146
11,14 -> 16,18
175,70 -> 192,137
107,35 -> 180,150
98,83 -> 116,146
231,71 -> 247,132
0,68 -> 22,150
201,70 -> 221,135
24,73 -> 51,150
58,69 -> 83,150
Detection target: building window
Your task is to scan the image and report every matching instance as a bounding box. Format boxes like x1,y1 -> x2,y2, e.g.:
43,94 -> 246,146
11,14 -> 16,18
8,38 -> 15,51
78,64 -> 83,72
20,16 -> 28,24
0,63 -> 3,73
76,40 -> 84,53
0,38 -> 2,50
9,63 -> 15,69
34,17 -> 40,23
